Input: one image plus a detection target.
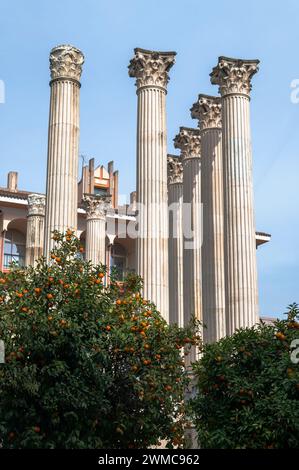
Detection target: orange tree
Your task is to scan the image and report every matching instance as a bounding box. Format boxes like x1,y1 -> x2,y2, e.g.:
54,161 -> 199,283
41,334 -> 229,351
0,231 -> 200,449
190,305 -> 299,448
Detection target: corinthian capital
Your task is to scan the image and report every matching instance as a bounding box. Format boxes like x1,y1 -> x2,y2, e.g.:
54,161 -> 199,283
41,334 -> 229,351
191,95 -> 222,130
27,194 -> 46,217
50,44 -> 84,82
83,195 -> 111,220
174,127 -> 201,160
210,56 -> 259,96
128,48 -> 176,90
167,155 -> 183,185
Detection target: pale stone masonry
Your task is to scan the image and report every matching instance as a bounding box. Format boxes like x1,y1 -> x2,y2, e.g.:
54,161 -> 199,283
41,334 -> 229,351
167,155 -> 184,327
174,127 -> 202,362
83,195 -> 111,266
210,56 -> 260,334
128,48 -> 176,322
25,194 -> 46,266
44,45 -> 84,258
191,95 -> 226,343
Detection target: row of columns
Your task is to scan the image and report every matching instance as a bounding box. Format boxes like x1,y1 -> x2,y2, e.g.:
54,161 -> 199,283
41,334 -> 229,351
25,46 -> 260,342
165,56 -> 259,341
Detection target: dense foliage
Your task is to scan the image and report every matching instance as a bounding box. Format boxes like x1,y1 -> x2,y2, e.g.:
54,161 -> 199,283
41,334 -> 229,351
0,231 -> 199,449
190,305 -> 299,449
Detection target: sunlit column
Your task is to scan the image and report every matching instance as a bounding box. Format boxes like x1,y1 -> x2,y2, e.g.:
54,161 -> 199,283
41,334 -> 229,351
191,94 -> 225,342
210,56 -> 260,334
44,44 -> 84,258
129,48 -> 176,321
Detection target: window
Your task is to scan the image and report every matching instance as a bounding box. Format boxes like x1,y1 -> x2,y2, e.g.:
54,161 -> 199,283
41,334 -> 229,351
4,230 -> 26,268
111,243 -> 126,281
94,187 -> 108,196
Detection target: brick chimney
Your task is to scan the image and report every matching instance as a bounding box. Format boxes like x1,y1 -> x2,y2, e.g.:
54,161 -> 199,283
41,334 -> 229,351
7,171 -> 18,191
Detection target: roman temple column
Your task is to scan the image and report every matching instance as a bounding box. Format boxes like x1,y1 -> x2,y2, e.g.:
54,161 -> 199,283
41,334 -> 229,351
83,195 -> 111,266
210,56 -> 260,334
167,155 -> 183,327
174,127 -> 202,362
128,48 -> 176,321
44,45 -> 84,258
25,194 -> 46,266
191,95 -> 226,343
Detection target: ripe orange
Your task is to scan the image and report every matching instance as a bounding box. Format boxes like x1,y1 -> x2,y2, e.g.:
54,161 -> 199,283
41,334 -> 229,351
46,293 -> 53,300
275,332 -> 286,341
98,272 -> 105,279
48,316 -> 53,321
116,299 -> 122,305
144,344 -> 151,350
51,254 -> 56,260
34,287 -> 42,294
106,325 -> 111,331
33,426 -> 41,433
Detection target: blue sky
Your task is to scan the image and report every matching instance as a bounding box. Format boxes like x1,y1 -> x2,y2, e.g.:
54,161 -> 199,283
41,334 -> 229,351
0,0 -> 298,317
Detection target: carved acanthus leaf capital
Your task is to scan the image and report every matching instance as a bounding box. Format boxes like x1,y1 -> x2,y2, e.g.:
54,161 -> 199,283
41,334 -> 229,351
50,44 -> 84,82
27,194 -> 46,217
191,95 -> 222,129
210,56 -> 259,96
174,127 -> 201,160
128,48 -> 176,89
167,155 -> 183,185
82,195 -> 111,220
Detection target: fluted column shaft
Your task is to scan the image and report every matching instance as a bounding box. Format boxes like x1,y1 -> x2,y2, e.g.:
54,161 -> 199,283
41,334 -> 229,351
129,48 -> 176,321
211,56 -> 260,334
83,195 -> 110,266
191,95 -> 226,343
137,87 -> 168,318
201,128 -> 226,341
167,155 -> 183,326
183,156 -> 202,363
25,194 -> 46,266
86,218 -> 106,265
174,127 -> 202,363
44,45 -> 84,258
